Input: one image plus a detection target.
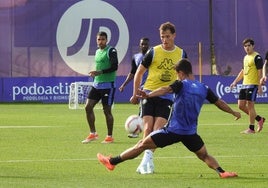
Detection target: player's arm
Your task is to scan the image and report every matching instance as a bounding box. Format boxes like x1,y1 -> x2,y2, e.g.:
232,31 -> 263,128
119,58 -> 137,92
254,55 -> 264,93
257,68 -> 263,94
130,49 -> 153,104
119,73 -> 135,92
264,51 -> 268,77
137,80 -> 181,99
206,88 -> 241,120
261,59 -> 268,84
133,48 -> 153,92
123,58 -> 138,86
230,69 -> 243,89
263,60 -> 267,79
100,47 -> 119,74
261,51 -> 268,84
131,64 -> 147,104
140,85 -> 173,98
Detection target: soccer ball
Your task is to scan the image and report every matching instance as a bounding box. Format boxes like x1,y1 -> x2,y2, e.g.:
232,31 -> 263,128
124,115 -> 144,134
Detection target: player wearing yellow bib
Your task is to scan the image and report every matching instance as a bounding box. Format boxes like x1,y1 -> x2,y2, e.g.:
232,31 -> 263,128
130,22 -> 187,174
230,38 -> 265,134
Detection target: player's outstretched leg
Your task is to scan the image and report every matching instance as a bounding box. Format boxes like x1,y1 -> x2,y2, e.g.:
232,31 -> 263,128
97,153 -> 115,171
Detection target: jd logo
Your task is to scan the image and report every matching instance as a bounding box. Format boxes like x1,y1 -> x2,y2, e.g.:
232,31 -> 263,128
56,0 -> 129,75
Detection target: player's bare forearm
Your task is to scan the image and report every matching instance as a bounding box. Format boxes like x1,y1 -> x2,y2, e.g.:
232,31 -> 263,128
214,99 -> 241,120
262,63 -> 266,78
137,86 -> 172,99
133,65 -> 146,96
230,70 -> 243,89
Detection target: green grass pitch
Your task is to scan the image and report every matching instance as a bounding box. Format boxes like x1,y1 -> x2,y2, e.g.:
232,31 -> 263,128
0,103 -> 267,188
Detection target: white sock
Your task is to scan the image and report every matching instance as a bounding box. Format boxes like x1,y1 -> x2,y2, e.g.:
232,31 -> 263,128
138,150 -> 150,165
145,150 -> 153,160
139,153 -> 148,166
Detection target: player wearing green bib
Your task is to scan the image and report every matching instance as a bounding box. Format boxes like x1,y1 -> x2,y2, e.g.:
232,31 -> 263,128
82,31 -> 118,144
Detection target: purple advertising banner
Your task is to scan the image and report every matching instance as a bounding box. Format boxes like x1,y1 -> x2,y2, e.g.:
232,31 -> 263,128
0,0 -> 268,104
1,76 -> 268,104
201,76 -> 268,103
2,77 -> 89,103
1,0 -> 268,77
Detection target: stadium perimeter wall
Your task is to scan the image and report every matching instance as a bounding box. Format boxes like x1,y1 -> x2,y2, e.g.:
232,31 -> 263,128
1,0 -> 268,78
1,1 -> 268,104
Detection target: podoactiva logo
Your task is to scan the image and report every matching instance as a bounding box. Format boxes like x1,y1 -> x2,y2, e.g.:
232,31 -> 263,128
56,0 -> 129,75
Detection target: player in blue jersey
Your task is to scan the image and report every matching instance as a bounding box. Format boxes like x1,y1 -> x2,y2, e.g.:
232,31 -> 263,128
97,59 -> 241,178
131,22 -> 187,174
119,37 -> 150,138
119,37 -> 150,93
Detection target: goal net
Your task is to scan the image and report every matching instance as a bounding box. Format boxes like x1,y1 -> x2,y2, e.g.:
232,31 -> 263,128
68,82 -> 92,109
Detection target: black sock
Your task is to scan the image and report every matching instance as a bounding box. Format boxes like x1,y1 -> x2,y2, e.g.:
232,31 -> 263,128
255,115 -> 261,122
249,125 -> 255,131
216,167 -> 225,173
110,156 -> 123,165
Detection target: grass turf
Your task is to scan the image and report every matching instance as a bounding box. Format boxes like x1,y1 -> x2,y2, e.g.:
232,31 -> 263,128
0,103 -> 267,188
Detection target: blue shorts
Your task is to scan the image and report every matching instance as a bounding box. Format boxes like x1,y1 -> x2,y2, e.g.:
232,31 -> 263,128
150,127 -> 204,152
87,86 -> 115,106
239,86 -> 258,101
141,97 -> 173,120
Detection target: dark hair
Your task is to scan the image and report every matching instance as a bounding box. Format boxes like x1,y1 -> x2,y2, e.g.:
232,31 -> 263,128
141,37 -> 149,42
97,31 -> 107,39
159,22 -> 176,34
243,38 -> 254,46
175,59 -> 192,75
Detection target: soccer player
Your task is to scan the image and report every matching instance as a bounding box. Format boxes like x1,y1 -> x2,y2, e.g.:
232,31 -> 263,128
230,38 -> 265,134
119,37 -> 150,138
97,59 -> 240,178
130,22 -> 187,174
82,31 -> 118,144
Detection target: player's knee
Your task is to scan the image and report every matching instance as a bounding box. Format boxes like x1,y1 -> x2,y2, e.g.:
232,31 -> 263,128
196,152 -> 208,161
195,147 -> 208,161
144,126 -> 153,134
135,139 -> 146,150
85,105 -> 93,113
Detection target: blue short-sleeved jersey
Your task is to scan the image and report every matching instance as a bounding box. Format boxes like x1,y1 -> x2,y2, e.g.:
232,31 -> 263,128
166,79 -> 218,135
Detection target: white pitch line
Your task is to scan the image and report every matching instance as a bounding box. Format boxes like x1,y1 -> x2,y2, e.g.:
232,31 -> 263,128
0,123 -> 245,129
0,126 -> 61,129
1,155 -> 268,163
199,123 -> 246,126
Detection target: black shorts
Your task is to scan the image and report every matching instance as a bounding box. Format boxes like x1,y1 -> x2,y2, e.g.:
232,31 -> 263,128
87,86 -> 115,106
150,128 -> 204,152
141,97 -> 173,120
239,87 -> 258,101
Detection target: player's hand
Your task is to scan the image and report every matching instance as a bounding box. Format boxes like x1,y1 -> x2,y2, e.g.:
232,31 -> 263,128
136,89 -> 148,99
258,85 -> 263,95
230,82 -> 236,90
260,76 -> 267,85
119,85 -> 124,92
130,95 -> 139,104
89,70 -> 102,77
